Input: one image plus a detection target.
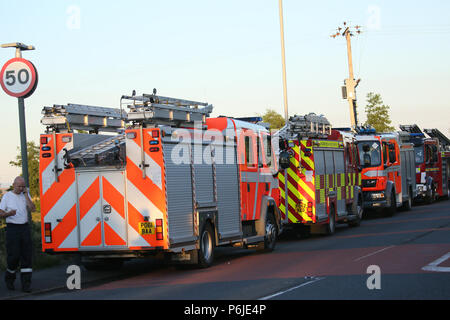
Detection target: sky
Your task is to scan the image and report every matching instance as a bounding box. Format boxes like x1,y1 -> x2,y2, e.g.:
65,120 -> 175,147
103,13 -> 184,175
0,0 -> 449,185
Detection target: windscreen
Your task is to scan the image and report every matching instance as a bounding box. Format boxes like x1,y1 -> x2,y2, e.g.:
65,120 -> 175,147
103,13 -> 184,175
357,141 -> 382,168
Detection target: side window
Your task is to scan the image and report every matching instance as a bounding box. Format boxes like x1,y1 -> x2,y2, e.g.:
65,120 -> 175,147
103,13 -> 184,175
388,142 -> 397,163
432,145 -> 438,163
382,142 -> 388,165
245,135 -> 256,168
257,136 -> 263,167
263,134 -> 272,167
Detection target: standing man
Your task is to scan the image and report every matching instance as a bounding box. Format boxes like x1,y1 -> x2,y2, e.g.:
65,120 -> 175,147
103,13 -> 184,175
0,176 -> 35,292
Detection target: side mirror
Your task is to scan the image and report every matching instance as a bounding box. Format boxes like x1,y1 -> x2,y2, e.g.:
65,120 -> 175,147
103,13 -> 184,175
279,151 -> 291,170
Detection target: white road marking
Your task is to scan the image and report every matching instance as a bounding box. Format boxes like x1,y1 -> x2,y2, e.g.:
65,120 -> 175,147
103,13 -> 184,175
422,252 -> 450,273
258,277 -> 325,300
353,245 -> 396,262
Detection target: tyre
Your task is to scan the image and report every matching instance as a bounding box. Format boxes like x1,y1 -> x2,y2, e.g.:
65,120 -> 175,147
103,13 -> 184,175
326,205 -> 336,235
260,213 -> 277,252
348,194 -> 363,227
426,182 -> 435,204
403,188 -> 412,211
197,223 -> 215,268
386,190 -> 397,217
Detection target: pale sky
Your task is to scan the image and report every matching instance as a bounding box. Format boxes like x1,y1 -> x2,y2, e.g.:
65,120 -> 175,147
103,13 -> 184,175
1,0 -> 449,185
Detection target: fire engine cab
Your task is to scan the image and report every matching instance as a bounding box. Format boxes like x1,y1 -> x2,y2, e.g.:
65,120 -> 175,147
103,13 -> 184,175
39,91 -> 281,269
400,125 -> 450,202
275,114 -> 363,236
355,129 -> 416,215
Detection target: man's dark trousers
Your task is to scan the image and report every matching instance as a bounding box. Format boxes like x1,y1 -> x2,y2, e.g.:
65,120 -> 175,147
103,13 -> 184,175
4,223 -> 33,291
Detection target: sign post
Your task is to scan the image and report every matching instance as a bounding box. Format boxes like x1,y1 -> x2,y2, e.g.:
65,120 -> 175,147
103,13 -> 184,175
1,43 -> 38,188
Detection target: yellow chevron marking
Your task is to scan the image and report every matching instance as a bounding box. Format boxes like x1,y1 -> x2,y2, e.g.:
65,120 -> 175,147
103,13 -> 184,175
300,141 -> 315,170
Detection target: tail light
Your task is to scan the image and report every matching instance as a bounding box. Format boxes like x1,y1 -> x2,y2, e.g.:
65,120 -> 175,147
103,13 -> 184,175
152,130 -> 160,138
40,137 -> 48,145
307,202 -> 313,217
44,223 -> 52,243
156,219 -> 163,240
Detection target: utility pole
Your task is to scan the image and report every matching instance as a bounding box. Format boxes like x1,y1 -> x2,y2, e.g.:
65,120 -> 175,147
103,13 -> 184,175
278,0 -> 289,126
331,22 -> 361,130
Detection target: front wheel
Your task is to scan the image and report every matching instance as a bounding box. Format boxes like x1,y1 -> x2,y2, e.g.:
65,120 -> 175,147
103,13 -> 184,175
386,191 -> 397,217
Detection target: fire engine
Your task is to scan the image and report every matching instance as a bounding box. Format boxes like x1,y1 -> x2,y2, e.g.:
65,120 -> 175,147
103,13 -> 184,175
355,129 -> 416,215
39,91 -> 281,269
399,125 -> 450,202
275,114 -> 363,236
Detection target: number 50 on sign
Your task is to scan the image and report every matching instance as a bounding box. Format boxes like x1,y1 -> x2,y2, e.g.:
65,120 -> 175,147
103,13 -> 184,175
0,57 -> 38,98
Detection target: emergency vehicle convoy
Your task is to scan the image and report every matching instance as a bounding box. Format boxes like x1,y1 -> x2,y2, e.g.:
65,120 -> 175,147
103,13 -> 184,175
355,129 -> 416,215
39,91 -> 281,268
399,125 -> 450,202
275,114 -> 364,235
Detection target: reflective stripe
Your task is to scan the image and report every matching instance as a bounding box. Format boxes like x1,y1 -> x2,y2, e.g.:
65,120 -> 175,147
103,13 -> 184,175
7,269 -> 16,274
20,268 -> 33,273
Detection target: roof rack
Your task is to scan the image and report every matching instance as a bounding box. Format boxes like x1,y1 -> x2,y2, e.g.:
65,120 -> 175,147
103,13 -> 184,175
121,89 -> 213,127
399,124 -> 424,134
41,104 -> 126,133
276,113 -> 332,140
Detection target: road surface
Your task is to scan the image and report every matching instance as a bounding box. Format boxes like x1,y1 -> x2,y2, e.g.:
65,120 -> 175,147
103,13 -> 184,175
24,199 -> 450,300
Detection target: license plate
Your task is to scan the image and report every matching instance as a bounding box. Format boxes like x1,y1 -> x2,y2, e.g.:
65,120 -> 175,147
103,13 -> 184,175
139,222 -> 155,235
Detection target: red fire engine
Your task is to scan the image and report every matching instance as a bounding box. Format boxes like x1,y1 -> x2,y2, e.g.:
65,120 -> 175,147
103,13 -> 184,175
39,91 -> 281,269
275,114 -> 363,236
400,125 -> 450,202
355,129 -> 416,215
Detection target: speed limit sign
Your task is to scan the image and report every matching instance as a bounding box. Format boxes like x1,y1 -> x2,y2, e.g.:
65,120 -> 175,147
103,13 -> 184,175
0,57 -> 38,98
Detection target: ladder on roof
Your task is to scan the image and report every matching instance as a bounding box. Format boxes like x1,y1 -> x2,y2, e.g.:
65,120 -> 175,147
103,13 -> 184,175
69,134 -> 126,166
399,124 -> 423,134
41,103 -> 126,133
424,128 -> 450,150
277,113 -> 332,140
121,90 -> 213,127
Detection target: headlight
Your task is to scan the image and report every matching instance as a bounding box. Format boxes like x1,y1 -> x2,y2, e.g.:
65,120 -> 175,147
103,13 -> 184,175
371,192 -> 385,200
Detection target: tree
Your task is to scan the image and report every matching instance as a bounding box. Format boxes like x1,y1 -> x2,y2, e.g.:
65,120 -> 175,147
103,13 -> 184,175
260,109 -> 285,130
9,141 -> 40,198
364,92 -> 395,133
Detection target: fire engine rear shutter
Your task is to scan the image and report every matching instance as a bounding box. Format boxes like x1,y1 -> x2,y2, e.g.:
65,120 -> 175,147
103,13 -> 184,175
163,142 -> 195,244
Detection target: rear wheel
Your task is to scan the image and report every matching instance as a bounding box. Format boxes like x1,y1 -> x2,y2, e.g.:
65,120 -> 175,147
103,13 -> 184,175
326,205 -> 336,235
348,194 -> 363,227
260,213 -> 277,252
197,223 -> 215,268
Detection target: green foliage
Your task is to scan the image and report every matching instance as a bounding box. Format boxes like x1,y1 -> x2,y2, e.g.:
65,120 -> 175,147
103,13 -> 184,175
364,92 -> 395,133
9,141 -> 40,198
260,109 -> 285,130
